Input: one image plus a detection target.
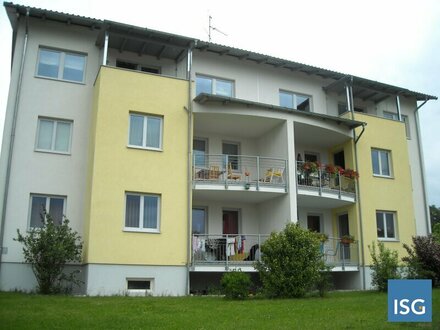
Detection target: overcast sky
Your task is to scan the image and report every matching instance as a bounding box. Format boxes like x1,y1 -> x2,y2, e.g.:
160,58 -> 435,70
0,0 -> 439,205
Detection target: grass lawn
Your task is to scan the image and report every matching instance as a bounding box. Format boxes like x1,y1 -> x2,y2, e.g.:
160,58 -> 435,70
0,290 -> 438,329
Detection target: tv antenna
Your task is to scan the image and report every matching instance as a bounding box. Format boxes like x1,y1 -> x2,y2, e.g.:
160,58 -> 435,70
208,15 -> 227,42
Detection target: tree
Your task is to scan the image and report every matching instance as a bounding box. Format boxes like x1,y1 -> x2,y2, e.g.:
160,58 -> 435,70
402,236 -> 440,287
431,205 -> 440,229
255,223 -> 326,298
368,241 -> 400,292
15,211 -> 83,294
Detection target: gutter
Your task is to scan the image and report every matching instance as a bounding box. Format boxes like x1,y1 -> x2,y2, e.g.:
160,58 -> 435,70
0,8 -> 30,268
413,99 -> 432,234
184,41 -> 195,295
347,77 -> 366,290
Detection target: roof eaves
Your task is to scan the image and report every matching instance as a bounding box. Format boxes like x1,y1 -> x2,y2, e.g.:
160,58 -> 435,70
193,93 -> 365,130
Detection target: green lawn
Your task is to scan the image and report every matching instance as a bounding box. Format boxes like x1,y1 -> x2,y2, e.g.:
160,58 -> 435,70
0,290 -> 438,329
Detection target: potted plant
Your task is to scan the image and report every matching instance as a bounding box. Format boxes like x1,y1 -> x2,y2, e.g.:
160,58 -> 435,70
302,161 -> 319,174
343,168 -> 359,180
340,235 -> 355,244
316,232 -> 329,243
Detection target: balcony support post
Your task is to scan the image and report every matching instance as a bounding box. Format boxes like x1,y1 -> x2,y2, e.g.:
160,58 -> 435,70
396,95 -> 402,121
224,155 -> 229,189
318,166 -> 322,196
225,234 -> 229,270
256,156 -> 260,191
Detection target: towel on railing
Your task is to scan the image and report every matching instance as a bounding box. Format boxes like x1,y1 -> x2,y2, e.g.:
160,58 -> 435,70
226,237 -> 235,256
192,236 -> 206,252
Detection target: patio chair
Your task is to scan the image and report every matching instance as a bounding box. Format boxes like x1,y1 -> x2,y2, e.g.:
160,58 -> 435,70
227,162 -> 241,181
208,165 -> 221,179
262,168 -> 284,183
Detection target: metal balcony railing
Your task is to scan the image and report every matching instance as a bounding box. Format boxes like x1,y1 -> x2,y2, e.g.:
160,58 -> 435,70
192,234 -> 269,268
321,237 -> 359,269
193,154 -> 288,190
192,234 -> 359,270
296,161 -> 357,197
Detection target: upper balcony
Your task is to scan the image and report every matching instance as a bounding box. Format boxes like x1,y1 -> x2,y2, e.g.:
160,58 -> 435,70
193,154 -> 288,195
296,161 -> 357,206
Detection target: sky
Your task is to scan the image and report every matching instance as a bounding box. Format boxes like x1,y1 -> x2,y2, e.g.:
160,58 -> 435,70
0,0 -> 439,205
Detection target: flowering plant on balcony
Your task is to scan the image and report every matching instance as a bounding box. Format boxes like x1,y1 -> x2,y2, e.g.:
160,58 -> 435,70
325,164 -> 344,177
302,161 -> 319,174
315,232 -> 329,243
340,235 -> 355,244
343,168 -> 359,180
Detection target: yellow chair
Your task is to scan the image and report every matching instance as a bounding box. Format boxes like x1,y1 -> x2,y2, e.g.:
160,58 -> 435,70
208,165 -> 221,179
227,162 -> 241,180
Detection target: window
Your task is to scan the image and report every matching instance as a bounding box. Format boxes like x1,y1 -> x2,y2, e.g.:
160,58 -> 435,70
371,149 -> 392,177
402,115 -> 411,139
128,114 -> 163,150
193,138 -> 208,167
192,207 -> 207,234
338,103 -> 364,115
29,194 -> 66,228
37,48 -> 86,83
116,60 -> 160,74
126,279 -> 153,296
376,211 -> 397,239
196,75 -> 234,97
304,152 -> 319,163
35,118 -> 72,154
307,215 -> 321,233
222,141 -> 240,170
125,193 -> 160,232
383,111 -> 398,120
279,90 -> 311,111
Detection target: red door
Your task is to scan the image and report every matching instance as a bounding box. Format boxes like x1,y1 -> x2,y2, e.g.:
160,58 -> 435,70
222,210 -> 239,235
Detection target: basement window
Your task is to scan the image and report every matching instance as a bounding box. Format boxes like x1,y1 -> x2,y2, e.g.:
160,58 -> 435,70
126,279 -> 153,296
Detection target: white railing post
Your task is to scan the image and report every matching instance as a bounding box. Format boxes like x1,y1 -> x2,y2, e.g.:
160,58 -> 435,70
225,234 -> 229,270
256,156 -> 260,191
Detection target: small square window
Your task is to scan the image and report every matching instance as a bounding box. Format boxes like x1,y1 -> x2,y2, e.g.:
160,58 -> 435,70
29,194 -> 66,228
36,118 -> 72,154
37,48 -> 86,83
128,114 -> 163,150
125,193 -> 160,232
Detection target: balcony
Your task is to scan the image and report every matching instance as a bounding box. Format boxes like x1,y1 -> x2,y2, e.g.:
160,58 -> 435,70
296,161 -> 357,207
193,155 -> 288,194
191,234 -> 359,272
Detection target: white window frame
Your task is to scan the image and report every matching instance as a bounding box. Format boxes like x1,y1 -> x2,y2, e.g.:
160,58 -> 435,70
128,113 -> 163,151
126,278 -> 154,296
402,115 -> 411,139
371,148 -> 392,178
28,194 -> 67,228
196,74 -> 235,97
36,47 -> 87,83
376,211 -> 398,241
124,193 -> 161,233
279,90 -> 312,111
116,59 -> 161,74
192,206 -> 208,235
35,117 -> 73,154
383,111 -> 398,120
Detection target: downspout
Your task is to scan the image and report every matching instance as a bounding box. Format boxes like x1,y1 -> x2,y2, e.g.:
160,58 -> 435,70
0,8 -> 30,267
414,99 -> 432,234
347,77 -> 366,290
185,42 -> 195,295
102,30 -> 109,66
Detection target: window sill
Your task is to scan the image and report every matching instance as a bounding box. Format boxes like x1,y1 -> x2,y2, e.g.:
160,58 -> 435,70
373,174 -> 394,179
35,149 -> 71,156
378,238 -> 399,242
123,228 -> 160,234
35,75 -> 86,85
127,145 -> 163,152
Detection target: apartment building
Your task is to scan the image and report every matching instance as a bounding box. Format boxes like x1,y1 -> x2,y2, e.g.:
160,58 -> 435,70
0,3 -> 436,295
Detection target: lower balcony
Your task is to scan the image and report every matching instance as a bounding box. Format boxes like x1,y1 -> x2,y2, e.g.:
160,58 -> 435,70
193,155 -> 288,193
191,234 -> 359,272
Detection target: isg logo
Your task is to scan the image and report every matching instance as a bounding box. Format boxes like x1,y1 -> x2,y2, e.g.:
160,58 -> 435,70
388,279 -> 432,322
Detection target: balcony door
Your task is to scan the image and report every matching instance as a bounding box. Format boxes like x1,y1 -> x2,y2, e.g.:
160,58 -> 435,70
338,213 -> 350,259
223,209 -> 239,235
222,141 -> 240,170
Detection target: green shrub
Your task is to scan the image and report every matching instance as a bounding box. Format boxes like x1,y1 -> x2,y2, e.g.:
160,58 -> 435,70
255,223 -> 326,298
316,268 -> 333,297
15,211 -> 83,294
433,223 -> 440,244
368,241 -> 400,292
221,270 -> 251,299
402,235 -> 440,287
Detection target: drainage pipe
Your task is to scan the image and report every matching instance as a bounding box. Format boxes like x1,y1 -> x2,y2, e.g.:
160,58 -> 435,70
0,8 -> 30,269
185,42 -> 195,295
414,99 -> 432,234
